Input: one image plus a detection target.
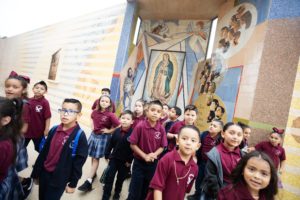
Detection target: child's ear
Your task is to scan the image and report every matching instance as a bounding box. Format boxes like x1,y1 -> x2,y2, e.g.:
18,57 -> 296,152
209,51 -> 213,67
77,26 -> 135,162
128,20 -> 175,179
1,116 -> 11,126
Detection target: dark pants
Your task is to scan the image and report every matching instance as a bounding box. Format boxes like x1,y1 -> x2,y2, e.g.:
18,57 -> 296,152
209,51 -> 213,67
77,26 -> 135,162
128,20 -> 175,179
25,137 -> 42,152
127,158 -> 157,200
194,160 -> 206,196
102,159 -> 130,200
39,169 -> 65,200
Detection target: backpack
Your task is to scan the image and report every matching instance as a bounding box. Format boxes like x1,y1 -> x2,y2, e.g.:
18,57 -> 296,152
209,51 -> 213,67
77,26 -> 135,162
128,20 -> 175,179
39,125 -> 82,157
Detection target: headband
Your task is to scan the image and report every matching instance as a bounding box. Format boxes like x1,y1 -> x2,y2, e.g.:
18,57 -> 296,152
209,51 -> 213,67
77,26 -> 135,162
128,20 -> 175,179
272,127 -> 284,135
9,71 -> 30,84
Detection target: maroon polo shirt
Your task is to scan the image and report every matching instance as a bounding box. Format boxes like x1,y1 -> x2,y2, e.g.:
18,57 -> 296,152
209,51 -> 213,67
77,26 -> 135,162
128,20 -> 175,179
44,124 -> 77,172
201,132 -> 219,161
132,115 -> 146,129
167,120 -> 186,151
25,96 -> 51,138
146,150 -> 198,200
255,141 -> 286,169
91,99 -> 116,113
159,116 -> 168,124
91,110 -> 120,134
218,181 -> 267,200
129,120 -> 167,160
0,139 -> 14,182
216,143 -> 241,184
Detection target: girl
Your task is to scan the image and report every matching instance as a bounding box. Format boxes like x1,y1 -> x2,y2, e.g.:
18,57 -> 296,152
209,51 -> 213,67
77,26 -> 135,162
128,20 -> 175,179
200,122 -> 244,200
0,97 -> 23,199
78,95 -> 120,192
146,125 -> 201,200
132,99 -> 145,128
237,122 -> 251,151
218,151 -> 278,200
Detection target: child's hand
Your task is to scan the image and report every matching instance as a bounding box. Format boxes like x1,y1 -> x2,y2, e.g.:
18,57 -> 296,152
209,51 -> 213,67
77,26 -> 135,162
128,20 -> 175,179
144,154 -> 154,162
148,152 -> 157,160
247,147 -> 255,153
65,185 -> 75,193
44,131 -> 48,137
101,128 -> 110,134
279,168 -> 284,175
125,162 -> 131,167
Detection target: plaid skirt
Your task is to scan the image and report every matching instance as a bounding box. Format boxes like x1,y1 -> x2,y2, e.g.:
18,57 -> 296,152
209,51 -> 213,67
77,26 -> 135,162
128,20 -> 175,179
88,132 -> 111,159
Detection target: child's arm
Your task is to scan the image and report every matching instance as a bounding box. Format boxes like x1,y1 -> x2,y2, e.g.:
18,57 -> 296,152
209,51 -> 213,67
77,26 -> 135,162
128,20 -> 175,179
149,147 -> 164,160
44,118 -> 51,136
279,160 -> 286,174
130,144 -> 153,162
153,190 -> 163,200
104,131 -> 116,160
167,132 -> 177,139
101,126 -> 120,134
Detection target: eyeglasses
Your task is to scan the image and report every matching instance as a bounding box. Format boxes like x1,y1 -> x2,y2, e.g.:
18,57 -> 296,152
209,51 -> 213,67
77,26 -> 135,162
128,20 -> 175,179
58,109 -> 79,116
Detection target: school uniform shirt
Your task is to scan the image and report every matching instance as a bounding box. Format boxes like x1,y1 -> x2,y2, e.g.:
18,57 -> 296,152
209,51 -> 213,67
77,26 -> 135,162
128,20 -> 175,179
217,143 -> 241,184
146,150 -> 198,200
104,127 -> 133,163
255,141 -> 286,169
201,131 -> 219,162
24,96 -> 51,138
44,124 -> 77,172
159,116 -> 168,125
0,139 -> 14,182
91,110 -> 120,134
164,119 -> 178,133
92,99 -> 116,113
167,120 -> 185,151
132,115 -> 146,129
218,181 -> 268,200
129,120 -> 167,160
31,124 -> 88,188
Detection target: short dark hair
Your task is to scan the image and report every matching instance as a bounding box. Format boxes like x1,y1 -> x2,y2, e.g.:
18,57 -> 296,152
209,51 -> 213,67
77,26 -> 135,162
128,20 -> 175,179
211,119 -> 224,128
163,103 -> 170,109
231,151 -> 278,199
172,106 -> 182,116
148,100 -> 163,109
63,98 -> 82,112
120,110 -> 134,119
178,125 -> 201,142
101,88 -> 111,94
184,105 -> 198,114
34,81 -> 48,91
237,121 -> 250,131
223,122 -> 242,132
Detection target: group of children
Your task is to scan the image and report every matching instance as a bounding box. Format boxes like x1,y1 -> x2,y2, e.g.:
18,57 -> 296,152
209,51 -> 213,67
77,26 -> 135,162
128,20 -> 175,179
0,70 -> 286,200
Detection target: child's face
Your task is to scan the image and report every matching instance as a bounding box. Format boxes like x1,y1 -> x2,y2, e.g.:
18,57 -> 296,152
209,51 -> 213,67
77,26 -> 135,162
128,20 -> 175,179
99,96 -> 111,110
59,103 -> 81,126
243,157 -> 271,194
243,128 -> 251,140
168,108 -> 178,120
221,124 -> 243,149
120,113 -> 133,129
177,127 -> 200,157
208,121 -> 222,135
32,84 -> 47,98
146,104 -> 162,123
5,79 -> 25,99
163,105 -> 169,116
184,110 -> 197,125
101,91 -> 110,96
269,133 -> 281,147
134,101 -> 144,115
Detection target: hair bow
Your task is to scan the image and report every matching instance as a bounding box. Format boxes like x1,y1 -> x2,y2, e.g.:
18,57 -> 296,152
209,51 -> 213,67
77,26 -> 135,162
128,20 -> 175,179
272,127 -> 284,135
9,71 -> 30,83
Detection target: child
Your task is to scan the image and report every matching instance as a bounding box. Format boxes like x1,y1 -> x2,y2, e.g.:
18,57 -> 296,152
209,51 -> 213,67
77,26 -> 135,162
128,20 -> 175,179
78,95 -> 120,192
237,122 -> 251,151
188,119 -> 223,200
132,99 -> 146,129
92,88 -> 116,113
167,105 -> 198,152
102,110 -> 134,200
127,100 -> 167,200
164,106 -> 182,133
200,122 -> 244,200
146,125 -> 201,200
218,151 -> 278,200
0,97 -> 23,199
159,103 -> 170,124
24,81 -> 51,152
31,98 -> 88,200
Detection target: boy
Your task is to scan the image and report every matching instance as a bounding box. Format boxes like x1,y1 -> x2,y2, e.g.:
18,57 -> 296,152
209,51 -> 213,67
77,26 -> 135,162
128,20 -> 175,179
159,103 -> 170,124
92,88 -> 116,112
31,98 -> 88,200
102,110 -> 134,200
164,106 -> 182,133
127,100 -> 167,200
146,125 -> 201,200
24,81 -> 51,151
167,105 -> 198,151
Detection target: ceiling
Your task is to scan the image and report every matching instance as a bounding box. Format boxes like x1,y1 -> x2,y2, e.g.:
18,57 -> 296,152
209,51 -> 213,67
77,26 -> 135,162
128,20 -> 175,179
134,0 -> 226,20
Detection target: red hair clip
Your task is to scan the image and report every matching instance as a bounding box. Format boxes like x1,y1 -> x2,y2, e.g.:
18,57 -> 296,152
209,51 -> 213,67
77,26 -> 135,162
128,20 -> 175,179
9,71 -> 30,84
272,127 -> 284,135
